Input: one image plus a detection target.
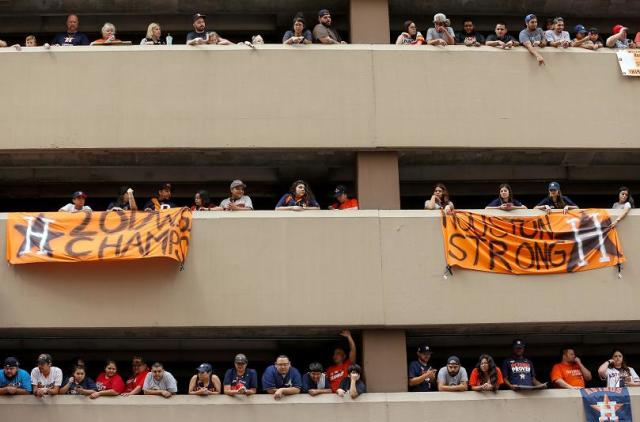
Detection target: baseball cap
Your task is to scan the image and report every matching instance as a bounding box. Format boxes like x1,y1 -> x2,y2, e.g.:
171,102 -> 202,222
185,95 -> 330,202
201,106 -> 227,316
417,344 -> 432,354
512,339 -> 526,349
574,24 -> 587,34
447,356 -> 460,365
333,185 -> 347,198
548,182 -> 560,191
234,354 -> 248,364
553,17 -> 564,24
525,14 -> 537,24
192,13 -> 206,22
72,191 -> 87,199
318,9 -> 330,17
159,182 -> 173,191
588,27 -> 599,34
197,363 -> 212,373
4,357 -> 19,368
308,362 -> 324,372
230,180 -> 246,189
37,354 -> 52,365
613,24 -> 625,35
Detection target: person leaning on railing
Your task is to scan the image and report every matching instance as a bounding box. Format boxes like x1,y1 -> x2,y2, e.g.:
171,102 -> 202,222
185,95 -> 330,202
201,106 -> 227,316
143,362 -> 177,398
223,354 -> 258,396
313,9 -> 347,44
283,15 -> 313,45
550,347 -> 592,389
485,22 -> 520,49
90,360 -> 125,399
519,14 -> 547,66
502,340 -> 546,391
598,349 -> 640,388
336,364 -> 366,398
188,363 -> 222,395
534,181 -> 578,214
140,22 -> 165,45
191,190 -> 220,211
395,20 -> 424,45
545,17 -> 571,48
302,362 -> 333,396
456,18 -> 484,47
0,357 -> 32,396
437,356 -> 468,392
31,354 -> 63,397
91,22 -> 121,45
469,354 -> 504,392
426,13 -> 455,46
220,180 -> 254,211
59,365 -> 96,396
610,186 -> 634,229
485,183 -> 527,211
424,183 -> 455,214
606,24 -> 636,49
262,355 -> 302,400
275,179 -> 320,211
51,14 -> 90,46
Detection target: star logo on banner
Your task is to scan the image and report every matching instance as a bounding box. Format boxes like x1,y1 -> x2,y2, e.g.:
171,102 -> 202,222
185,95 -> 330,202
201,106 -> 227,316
14,214 -> 64,258
590,394 -> 624,421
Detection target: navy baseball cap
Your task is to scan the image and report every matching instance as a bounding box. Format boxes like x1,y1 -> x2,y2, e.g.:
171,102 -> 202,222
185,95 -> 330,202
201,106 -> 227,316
417,344 -> 432,354
525,14 -> 536,23
197,363 -> 212,373
72,191 -> 87,199
333,185 -> 347,198
513,339 -> 526,349
4,357 -> 19,367
318,9 -> 330,17
588,27 -> 599,34
574,24 -> 587,34
192,13 -> 206,22
447,356 -> 460,365
548,182 -> 560,191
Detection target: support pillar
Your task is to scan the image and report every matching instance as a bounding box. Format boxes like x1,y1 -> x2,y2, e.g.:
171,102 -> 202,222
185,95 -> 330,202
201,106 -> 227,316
349,0 -> 390,44
362,330 -> 407,392
356,151 -> 400,210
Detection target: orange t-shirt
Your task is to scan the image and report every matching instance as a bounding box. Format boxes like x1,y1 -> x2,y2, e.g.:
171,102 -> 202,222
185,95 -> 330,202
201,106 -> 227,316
469,367 -> 504,387
327,359 -> 352,392
550,363 -> 585,388
331,198 -> 359,210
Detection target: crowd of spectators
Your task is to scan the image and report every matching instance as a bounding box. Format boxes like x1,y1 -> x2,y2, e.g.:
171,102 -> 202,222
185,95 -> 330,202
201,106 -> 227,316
3,337 -> 638,400
1,10 -> 638,57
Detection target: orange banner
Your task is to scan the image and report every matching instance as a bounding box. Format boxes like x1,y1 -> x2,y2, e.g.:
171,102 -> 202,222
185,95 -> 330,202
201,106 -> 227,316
441,210 -> 624,275
6,208 -> 191,265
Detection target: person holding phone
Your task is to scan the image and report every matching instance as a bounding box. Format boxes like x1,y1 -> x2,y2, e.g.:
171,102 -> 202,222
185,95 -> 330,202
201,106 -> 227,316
486,184 -> 527,210
408,344 -> 437,392
598,349 -> 640,388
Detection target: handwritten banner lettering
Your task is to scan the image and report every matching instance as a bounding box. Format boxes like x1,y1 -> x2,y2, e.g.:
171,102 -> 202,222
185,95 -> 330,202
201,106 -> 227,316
441,210 -> 624,275
6,208 -> 192,265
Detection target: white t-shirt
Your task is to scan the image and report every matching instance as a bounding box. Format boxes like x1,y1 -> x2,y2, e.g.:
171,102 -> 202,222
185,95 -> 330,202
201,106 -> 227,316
59,203 -> 92,213
603,367 -> 640,387
612,202 -> 632,210
31,366 -> 63,388
545,30 -> 570,42
220,195 -> 253,210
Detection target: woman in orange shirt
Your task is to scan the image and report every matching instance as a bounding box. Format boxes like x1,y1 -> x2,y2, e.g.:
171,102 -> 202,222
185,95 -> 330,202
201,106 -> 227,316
469,354 -> 504,391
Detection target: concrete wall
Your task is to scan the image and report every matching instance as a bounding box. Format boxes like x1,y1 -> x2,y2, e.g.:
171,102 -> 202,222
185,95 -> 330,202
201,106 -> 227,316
1,210 -> 637,329
0,46 -> 638,151
1,390 -> 638,422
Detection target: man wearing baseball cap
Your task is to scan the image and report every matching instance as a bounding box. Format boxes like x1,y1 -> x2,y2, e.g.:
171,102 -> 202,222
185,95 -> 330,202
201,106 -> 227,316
186,13 -> 208,45
328,185 -> 359,210
31,353 -> 63,397
571,25 -> 589,48
302,362 -> 333,395
144,183 -> 177,211
59,191 -> 92,213
606,24 -> 636,49
220,180 -> 254,211
408,345 -> 437,392
0,357 -> 32,395
545,17 -> 571,48
437,356 -> 468,391
223,354 -> 257,396
313,9 -> 346,44
502,340 -> 546,390
519,14 -> 547,65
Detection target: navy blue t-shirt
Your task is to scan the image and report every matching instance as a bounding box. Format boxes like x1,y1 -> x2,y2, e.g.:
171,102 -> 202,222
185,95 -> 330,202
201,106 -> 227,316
487,198 -> 524,208
408,360 -> 434,392
186,31 -> 208,42
63,376 -> 97,394
261,365 -> 302,392
338,377 -> 366,394
52,32 -> 90,46
222,368 -> 258,391
536,195 -> 576,209
501,357 -> 536,386
301,372 -> 331,392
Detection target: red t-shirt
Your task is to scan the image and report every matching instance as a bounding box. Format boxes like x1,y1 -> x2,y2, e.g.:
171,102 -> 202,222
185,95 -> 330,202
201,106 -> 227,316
96,372 -> 125,394
125,370 -> 149,393
327,359 -> 352,392
469,368 -> 504,387
331,198 -> 359,210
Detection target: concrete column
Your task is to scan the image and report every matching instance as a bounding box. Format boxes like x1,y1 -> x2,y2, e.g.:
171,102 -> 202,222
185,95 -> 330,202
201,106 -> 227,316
349,0 -> 390,44
356,151 -> 400,210
362,330 -> 407,392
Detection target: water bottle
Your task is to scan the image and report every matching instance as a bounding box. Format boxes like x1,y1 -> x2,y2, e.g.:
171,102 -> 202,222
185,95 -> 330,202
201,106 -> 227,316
166,33 -> 173,46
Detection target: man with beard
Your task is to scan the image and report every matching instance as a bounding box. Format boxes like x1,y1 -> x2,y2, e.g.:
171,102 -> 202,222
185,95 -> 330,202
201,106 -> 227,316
52,14 -> 90,46
313,9 -> 347,44
187,13 -> 231,45
551,347 -> 592,389
437,356 -> 468,391
519,14 -> 547,65
408,345 -> 437,392
144,183 -> 177,211
502,340 -> 546,390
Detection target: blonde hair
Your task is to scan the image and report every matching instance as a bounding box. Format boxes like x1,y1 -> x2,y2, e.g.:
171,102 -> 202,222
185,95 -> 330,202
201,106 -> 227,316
25,35 -> 36,46
101,22 -> 116,37
146,22 -> 160,39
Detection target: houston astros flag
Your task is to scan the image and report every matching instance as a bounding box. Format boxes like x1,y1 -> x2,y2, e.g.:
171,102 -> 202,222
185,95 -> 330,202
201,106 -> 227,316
581,388 -> 633,422
441,210 -> 624,275
6,208 -> 192,265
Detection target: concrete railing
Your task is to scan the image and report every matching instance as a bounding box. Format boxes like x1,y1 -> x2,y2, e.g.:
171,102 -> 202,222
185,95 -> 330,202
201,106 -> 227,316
0,390 -> 637,421
0,210 -> 637,329
0,45 -> 638,151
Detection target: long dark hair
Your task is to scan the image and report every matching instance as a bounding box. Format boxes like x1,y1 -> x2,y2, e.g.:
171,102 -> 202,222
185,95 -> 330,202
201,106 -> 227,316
434,183 -> 450,206
610,348 -> 630,372
618,186 -> 635,208
403,20 -> 416,39
289,179 -> 316,206
550,189 -> 566,208
499,183 -> 513,204
475,354 -> 499,390
195,190 -> 212,208
114,186 -> 131,208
